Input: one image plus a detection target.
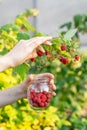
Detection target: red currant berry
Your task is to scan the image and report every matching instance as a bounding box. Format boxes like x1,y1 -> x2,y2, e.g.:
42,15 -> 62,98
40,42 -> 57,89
37,98 -> 42,104
37,50 -> 43,57
62,58 -> 68,64
61,44 -> 67,51
59,56 -> 64,62
45,51 -> 50,55
30,58 -> 35,62
44,102 -> 48,107
75,55 -> 80,61
47,98 -> 51,103
39,102 -> 44,107
47,93 -> 52,98
43,91 -> 47,95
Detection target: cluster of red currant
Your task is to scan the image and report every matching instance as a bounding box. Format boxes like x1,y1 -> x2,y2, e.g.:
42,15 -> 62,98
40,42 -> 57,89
29,89 -> 52,108
30,50 -> 44,62
30,43 -> 80,65
59,44 -> 80,65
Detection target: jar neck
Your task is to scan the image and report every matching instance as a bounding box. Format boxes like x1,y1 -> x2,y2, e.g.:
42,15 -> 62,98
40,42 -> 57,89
34,78 -> 49,84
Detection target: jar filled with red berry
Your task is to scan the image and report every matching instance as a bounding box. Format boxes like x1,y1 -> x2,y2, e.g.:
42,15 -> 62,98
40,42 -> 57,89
27,77 -> 52,110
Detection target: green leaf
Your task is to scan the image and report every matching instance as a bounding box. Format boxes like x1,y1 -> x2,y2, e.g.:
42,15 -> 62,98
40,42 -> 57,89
19,16 -> 37,32
17,32 -> 30,41
60,22 -> 72,30
0,47 -> 8,55
73,14 -> 84,27
62,120 -> 71,126
64,29 -> 77,40
13,63 -> 30,80
0,23 -> 20,33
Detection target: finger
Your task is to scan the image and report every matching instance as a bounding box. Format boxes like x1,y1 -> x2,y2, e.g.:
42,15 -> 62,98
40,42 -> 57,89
26,37 -> 52,49
51,92 -> 56,96
25,74 -> 34,85
48,79 -> 56,90
49,84 -> 56,90
49,79 -> 54,84
35,73 -> 54,80
31,52 -> 38,58
26,36 -> 52,44
28,52 -> 38,59
29,36 -> 52,43
22,51 -> 37,62
44,41 -> 52,46
37,45 -> 45,53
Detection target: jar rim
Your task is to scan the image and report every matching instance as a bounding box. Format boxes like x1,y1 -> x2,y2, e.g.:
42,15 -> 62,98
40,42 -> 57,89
34,78 -> 49,83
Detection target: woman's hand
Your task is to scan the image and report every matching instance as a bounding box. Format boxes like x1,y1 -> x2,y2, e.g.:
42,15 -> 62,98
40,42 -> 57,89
0,73 -> 56,107
0,36 -> 52,72
6,36 -> 52,67
21,73 -> 56,98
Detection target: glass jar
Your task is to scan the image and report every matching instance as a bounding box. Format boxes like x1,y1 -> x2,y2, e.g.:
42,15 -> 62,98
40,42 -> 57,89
27,78 -> 52,110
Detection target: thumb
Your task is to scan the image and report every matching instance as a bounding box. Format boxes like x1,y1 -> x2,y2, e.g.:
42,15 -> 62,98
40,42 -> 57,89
24,75 -> 34,87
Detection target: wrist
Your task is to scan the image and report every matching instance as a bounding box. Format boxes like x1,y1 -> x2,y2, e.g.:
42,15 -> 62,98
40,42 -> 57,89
0,55 -> 14,72
5,54 -> 16,68
18,83 -> 27,98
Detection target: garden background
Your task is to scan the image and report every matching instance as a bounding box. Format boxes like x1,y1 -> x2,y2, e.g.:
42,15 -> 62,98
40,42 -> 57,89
0,0 -> 87,130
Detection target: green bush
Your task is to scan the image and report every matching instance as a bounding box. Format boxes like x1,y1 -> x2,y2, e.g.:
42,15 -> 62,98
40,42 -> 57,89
0,9 -> 87,130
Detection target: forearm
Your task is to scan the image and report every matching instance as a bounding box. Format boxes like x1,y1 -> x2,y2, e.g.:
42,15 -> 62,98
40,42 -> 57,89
0,55 -> 13,72
0,84 -> 26,107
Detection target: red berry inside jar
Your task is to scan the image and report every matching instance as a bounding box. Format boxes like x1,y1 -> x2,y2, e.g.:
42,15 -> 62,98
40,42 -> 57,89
27,78 -> 52,110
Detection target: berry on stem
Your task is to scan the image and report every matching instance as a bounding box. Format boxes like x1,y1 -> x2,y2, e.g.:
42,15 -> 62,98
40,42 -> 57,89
37,50 -> 44,57
74,55 -> 80,61
30,58 -> 35,62
45,51 -> 50,55
61,44 -> 67,51
59,56 -> 70,65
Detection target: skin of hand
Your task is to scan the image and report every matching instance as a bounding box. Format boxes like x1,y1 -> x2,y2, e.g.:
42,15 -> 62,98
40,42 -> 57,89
21,73 -> 56,97
0,73 -> 56,107
6,36 -> 52,67
0,36 -> 52,72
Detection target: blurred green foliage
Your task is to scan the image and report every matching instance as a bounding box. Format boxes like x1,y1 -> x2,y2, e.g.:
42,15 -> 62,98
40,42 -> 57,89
60,13 -> 87,39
